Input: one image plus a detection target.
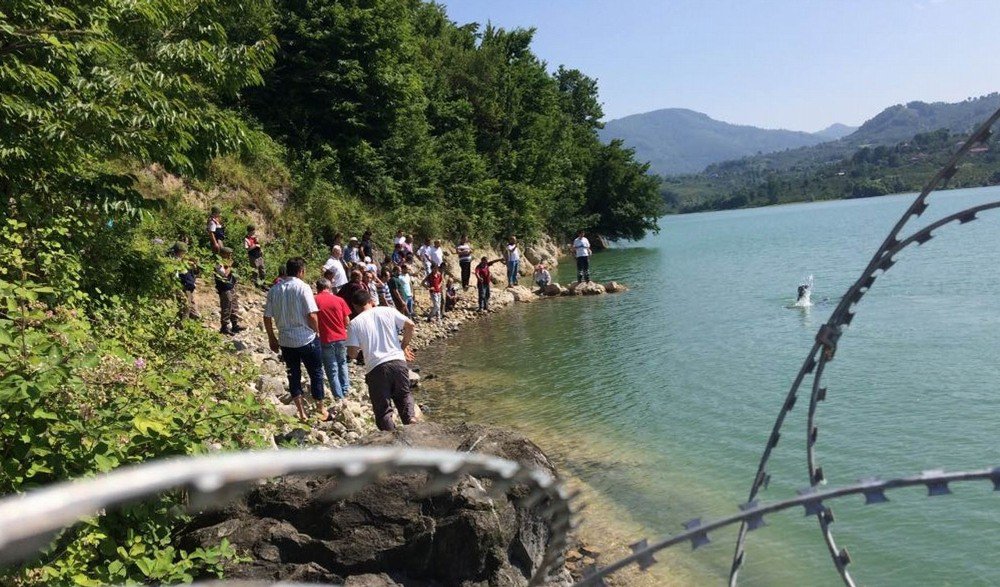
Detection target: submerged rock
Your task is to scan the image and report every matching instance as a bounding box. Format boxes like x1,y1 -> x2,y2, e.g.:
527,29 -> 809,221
181,422 -> 568,586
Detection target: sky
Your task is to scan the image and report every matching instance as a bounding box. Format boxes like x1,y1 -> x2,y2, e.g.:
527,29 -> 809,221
440,0 -> 1000,132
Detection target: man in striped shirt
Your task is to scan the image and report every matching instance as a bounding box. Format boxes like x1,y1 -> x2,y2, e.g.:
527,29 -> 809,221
264,257 -> 329,422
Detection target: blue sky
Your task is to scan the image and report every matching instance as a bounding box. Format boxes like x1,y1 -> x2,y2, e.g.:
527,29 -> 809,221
440,0 -> 1000,132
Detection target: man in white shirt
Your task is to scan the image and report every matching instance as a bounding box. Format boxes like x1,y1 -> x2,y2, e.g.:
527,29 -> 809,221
322,245 -> 349,291
346,289 -> 416,431
416,238 -> 432,276
264,257 -> 329,421
572,230 -> 592,283
429,239 -> 444,269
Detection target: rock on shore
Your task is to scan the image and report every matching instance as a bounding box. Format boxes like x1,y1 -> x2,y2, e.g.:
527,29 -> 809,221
181,422 -> 572,586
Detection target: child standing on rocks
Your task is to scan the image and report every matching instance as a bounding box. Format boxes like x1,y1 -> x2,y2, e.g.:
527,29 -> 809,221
422,264 -> 443,322
475,256 -> 503,312
244,225 -> 266,285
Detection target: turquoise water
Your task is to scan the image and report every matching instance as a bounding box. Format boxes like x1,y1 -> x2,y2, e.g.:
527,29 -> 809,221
420,186 -> 1000,586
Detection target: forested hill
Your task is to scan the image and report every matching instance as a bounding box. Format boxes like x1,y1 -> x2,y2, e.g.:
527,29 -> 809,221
597,108 -> 831,175
844,93 -> 1000,146
660,94 -> 1000,212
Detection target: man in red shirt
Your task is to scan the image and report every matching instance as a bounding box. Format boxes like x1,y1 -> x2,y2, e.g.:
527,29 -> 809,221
315,278 -> 353,400
422,264 -> 444,322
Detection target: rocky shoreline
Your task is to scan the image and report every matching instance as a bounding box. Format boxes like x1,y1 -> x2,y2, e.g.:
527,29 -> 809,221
188,249 -> 628,584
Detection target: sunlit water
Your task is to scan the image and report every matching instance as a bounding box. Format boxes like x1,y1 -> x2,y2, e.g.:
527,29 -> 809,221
418,186 -> 1000,586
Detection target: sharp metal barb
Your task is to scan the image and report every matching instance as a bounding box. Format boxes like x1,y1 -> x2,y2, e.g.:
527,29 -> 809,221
629,538 -> 658,570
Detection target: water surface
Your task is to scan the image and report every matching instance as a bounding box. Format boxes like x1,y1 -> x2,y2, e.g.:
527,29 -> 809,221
420,187 -> 1000,586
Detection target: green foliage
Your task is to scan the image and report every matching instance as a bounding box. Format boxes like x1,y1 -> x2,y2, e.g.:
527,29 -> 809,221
243,0 -> 659,244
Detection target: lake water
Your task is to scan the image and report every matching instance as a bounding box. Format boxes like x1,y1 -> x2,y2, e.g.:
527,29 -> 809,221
420,186 -> 1000,586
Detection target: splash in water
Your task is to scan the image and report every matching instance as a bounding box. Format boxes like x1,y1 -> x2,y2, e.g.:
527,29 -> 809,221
794,275 -> 814,307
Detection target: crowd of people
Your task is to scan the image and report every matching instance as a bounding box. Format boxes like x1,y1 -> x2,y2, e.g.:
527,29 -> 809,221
169,206 -> 597,429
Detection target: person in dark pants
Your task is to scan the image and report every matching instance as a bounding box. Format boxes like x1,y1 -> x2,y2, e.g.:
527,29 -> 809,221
214,247 -> 243,335
207,206 -> 225,252
346,289 -> 416,431
264,257 -> 329,422
456,235 -> 473,290
244,224 -> 266,285
474,256 -> 503,312
170,242 -> 201,320
572,230 -> 592,283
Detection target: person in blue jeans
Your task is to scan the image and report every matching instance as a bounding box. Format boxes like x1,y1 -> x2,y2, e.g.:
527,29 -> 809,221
505,235 -> 520,286
314,278 -> 352,400
264,257 -> 329,421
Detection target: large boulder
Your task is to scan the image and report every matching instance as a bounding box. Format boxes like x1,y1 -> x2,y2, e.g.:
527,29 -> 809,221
180,423 -> 567,586
543,283 -> 567,297
508,285 -> 537,303
567,281 -> 606,296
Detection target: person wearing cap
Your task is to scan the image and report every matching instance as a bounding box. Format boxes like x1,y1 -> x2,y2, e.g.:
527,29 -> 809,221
214,246 -> 244,335
344,237 -> 360,265
244,224 -> 265,284
170,242 -> 201,320
322,245 -> 348,292
207,206 -> 225,252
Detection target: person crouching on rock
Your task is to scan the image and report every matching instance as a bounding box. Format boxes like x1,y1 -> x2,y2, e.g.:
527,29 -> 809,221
533,263 -> 551,290
444,278 -> 458,313
346,289 -> 416,431
214,247 -> 244,335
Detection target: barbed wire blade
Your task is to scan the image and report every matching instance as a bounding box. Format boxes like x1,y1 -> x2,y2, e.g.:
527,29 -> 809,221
682,518 -> 711,549
629,538 -> 658,570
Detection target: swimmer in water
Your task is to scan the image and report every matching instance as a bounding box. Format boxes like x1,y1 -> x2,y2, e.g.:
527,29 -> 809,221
797,284 -> 810,301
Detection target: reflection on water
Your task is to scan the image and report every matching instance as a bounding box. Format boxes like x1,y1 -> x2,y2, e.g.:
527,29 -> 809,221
417,187 -> 1000,586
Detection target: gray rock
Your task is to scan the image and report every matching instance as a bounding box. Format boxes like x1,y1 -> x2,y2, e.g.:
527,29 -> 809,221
182,423 -> 562,586
603,281 -> 628,293
257,375 -> 287,397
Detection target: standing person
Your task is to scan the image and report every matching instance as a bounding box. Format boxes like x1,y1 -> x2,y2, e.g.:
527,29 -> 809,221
344,237 -> 361,265
315,278 -> 352,401
338,270 -> 366,318
361,230 -> 374,261
378,268 -> 395,308
396,264 -> 415,317
214,247 -> 244,335
475,256 -> 503,312
505,236 -> 521,287
264,257 -> 329,422
323,245 -> 348,292
244,225 -> 266,285
422,264 -> 443,322
387,266 -> 406,314
456,235 -> 473,291
429,239 -> 444,272
416,237 -> 432,276
364,269 -> 382,306
533,263 -> 551,289
393,229 -> 406,247
346,289 -> 416,431
572,230 -> 592,283
171,242 -> 200,320
403,234 -> 415,254
207,206 -> 225,252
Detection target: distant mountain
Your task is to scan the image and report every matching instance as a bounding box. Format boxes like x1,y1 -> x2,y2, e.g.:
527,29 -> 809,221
845,93 -> 1000,146
598,108 -> 828,175
813,123 -> 858,141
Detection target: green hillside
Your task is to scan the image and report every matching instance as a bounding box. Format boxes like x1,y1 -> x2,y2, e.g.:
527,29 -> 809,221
0,1 -> 661,584
598,108 -> 829,175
